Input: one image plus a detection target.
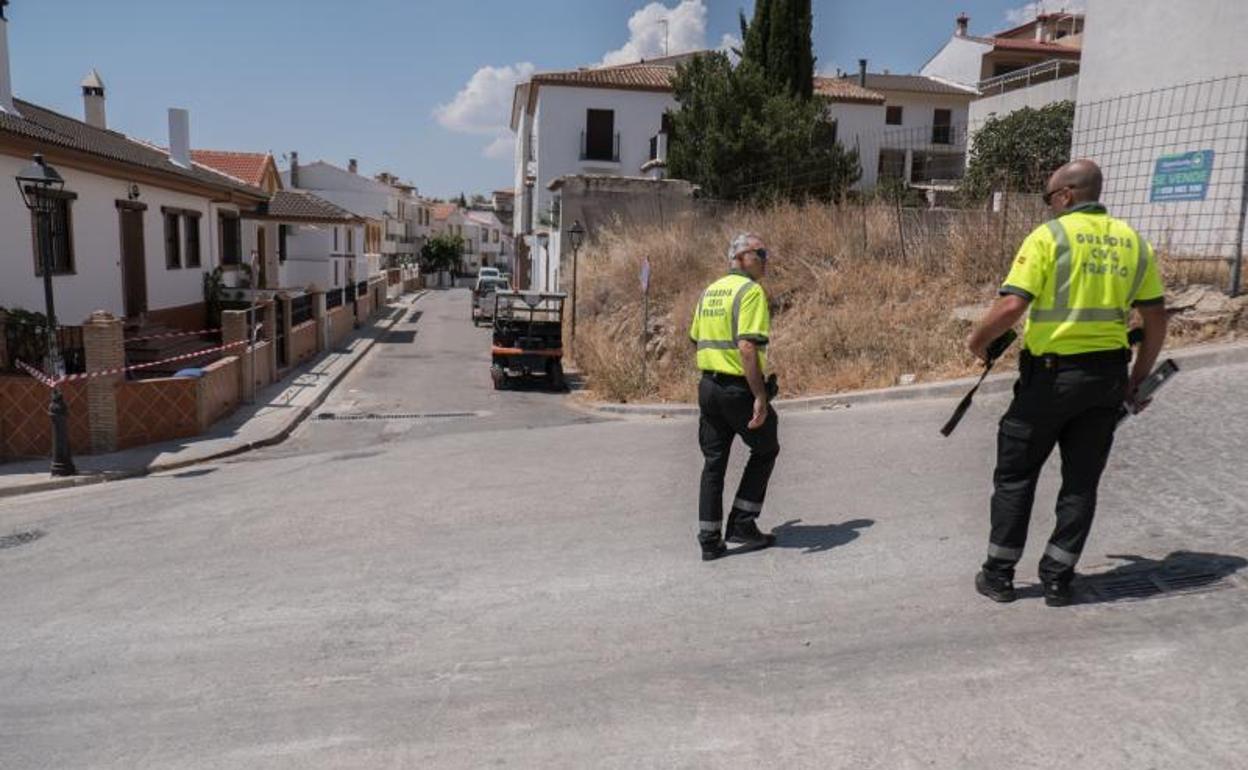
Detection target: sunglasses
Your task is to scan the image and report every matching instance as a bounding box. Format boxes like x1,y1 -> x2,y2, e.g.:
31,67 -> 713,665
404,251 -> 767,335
749,248 -> 768,261
1042,185 -> 1072,205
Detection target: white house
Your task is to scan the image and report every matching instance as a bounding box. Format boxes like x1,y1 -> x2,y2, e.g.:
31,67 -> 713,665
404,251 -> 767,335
281,158 -> 411,278
511,56 -> 688,290
466,209 -> 507,271
0,9 -> 267,331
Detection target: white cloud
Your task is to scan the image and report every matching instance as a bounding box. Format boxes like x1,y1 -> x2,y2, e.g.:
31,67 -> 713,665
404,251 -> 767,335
1003,0 -> 1087,26
482,135 -> 513,160
602,0 -> 709,66
435,62 -> 533,160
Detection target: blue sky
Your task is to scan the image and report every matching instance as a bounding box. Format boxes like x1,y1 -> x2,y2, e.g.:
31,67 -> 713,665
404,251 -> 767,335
6,0 -> 1076,198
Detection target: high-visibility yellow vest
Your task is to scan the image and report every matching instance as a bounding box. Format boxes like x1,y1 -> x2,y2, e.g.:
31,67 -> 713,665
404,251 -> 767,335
1002,203 -> 1165,355
689,270 -> 770,375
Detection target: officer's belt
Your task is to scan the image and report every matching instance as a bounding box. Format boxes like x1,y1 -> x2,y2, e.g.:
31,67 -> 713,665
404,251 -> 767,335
703,371 -> 750,386
1021,348 -> 1129,371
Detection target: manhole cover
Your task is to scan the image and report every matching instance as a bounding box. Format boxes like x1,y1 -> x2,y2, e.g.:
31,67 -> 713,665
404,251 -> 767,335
0,530 -> 45,550
1084,561 -> 1239,602
317,411 -> 479,421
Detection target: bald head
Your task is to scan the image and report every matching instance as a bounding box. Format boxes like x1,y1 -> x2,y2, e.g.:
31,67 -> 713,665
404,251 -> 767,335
1050,159 -> 1103,204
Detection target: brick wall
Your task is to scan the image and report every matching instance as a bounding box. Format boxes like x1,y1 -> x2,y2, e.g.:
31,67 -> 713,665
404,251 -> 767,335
326,306 -> 352,350
197,357 -> 240,430
355,292 -> 372,326
115,378 -> 199,450
289,321 -> 318,368
0,377 -> 91,459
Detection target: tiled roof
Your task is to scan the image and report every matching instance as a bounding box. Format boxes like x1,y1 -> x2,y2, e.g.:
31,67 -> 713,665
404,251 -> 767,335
258,190 -> 360,222
190,150 -> 273,188
530,63 -> 678,92
814,77 -> 886,104
840,73 -> 977,97
990,38 -> 1082,55
0,99 -> 267,200
432,203 -> 459,221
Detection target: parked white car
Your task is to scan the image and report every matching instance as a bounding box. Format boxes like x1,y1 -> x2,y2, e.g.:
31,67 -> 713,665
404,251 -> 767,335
472,276 -> 511,325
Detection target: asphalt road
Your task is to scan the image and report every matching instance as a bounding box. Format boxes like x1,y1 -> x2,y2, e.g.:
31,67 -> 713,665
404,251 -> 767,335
1,288 -> 1246,769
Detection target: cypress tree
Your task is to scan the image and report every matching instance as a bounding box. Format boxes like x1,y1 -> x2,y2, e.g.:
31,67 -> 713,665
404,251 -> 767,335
740,0 -> 772,71
742,0 -> 814,100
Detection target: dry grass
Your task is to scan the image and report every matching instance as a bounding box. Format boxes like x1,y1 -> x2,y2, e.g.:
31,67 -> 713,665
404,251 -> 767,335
571,200 -> 1243,404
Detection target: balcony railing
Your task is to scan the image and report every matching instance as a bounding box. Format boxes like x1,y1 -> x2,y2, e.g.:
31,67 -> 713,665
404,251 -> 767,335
978,59 -> 1079,96
580,131 -> 621,163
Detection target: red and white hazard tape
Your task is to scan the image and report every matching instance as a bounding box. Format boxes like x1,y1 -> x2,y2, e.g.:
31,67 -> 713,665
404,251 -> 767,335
16,339 -> 250,388
15,359 -> 59,388
124,328 -> 221,344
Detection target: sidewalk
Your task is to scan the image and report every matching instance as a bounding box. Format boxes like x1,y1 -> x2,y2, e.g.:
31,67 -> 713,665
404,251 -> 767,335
583,337 -> 1248,417
0,292 -> 426,500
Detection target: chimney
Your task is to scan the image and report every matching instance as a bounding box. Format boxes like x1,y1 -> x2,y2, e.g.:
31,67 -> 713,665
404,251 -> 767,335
81,69 -> 106,129
289,151 -> 299,188
0,0 -> 17,115
858,59 -> 868,88
348,158 -> 358,174
168,108 -> 191,169
955,13 -> 969,37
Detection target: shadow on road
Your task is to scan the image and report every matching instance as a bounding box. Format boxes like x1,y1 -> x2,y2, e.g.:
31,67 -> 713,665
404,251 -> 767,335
1015,550 -> 1248,605
771,518 -> 875,554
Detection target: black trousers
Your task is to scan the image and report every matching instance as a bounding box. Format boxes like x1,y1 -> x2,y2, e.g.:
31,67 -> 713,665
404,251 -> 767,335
698,373 -> 780,543
984,352 -> 1128,582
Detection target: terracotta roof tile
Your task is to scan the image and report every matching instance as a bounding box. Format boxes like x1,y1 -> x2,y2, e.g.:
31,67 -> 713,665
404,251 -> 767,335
190,150 -> 273,187
258,190 -> 359,222
0,99 -> 266,199
432,203 -> 458,221
814,77 -> 886,104
990,38 -> 1082,55
530,63 -> 678,92
839,73 -> 977,97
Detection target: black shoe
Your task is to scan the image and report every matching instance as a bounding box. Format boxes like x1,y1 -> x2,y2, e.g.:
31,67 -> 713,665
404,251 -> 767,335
701,539 -> 728,561
725,518 -> 776,549
1043,579 -> 1074,607
975,570 -> 1017,603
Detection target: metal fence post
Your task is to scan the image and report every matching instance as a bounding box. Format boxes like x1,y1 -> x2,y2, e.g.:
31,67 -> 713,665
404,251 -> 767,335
1232,122 -> 1248,297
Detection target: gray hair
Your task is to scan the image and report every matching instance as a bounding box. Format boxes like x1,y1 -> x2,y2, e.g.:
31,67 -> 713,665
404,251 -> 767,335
728,232 -> 762,263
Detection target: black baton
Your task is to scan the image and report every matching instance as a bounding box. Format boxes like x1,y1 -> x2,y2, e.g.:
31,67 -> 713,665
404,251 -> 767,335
940,329 -> 1017,437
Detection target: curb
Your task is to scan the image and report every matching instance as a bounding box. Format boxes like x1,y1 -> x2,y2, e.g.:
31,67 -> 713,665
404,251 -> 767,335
0,292 -> 427,500
586,338 -> 1248,418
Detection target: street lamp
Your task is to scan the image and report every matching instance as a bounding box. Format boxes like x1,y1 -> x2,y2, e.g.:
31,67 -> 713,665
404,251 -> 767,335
567,220 -> 585,358
15,154 -> 76,477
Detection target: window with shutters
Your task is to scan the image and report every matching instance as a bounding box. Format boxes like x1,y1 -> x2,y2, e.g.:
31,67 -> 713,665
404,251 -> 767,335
30,191 -> 76,276
886,106 -> 903,125
164,212 -> 181,269
218,211 -> 242,265
185,213 -> 202,268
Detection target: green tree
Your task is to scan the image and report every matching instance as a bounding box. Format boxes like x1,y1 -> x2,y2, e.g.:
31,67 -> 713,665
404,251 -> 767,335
740,0 -> 814,100
666,53 -> 859,203
420,233 -> 463,274
457,192 -> 468,208
962,101 -> 1076,199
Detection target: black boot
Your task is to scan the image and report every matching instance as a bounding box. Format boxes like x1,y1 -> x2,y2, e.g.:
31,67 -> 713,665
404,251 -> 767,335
700,538 -> 727,562
1043,578 -> 1074,607
975,570 -> 1016,603
725,515 -> 776,550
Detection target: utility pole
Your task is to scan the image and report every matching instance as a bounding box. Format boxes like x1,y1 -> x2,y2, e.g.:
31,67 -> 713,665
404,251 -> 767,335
659,19 -> 669,57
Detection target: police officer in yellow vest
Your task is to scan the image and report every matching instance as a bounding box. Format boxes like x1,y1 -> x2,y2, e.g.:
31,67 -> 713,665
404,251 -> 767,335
967,159 -> 1168,606
689,232 -> 779,561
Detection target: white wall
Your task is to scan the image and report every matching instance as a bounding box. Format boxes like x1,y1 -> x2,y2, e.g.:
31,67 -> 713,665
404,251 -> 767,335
970,75 -> 1079,126
827,102 -> 887,189
532,85 -> 677,234
920,36 -> 992,89
1073,0 -> 1248,261
1077,0 -> 1248,103
0,153 -> 227,324
277,222 -> 365,291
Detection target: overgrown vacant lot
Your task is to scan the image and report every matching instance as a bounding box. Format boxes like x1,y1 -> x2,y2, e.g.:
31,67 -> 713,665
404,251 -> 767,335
573,202 -> 1248,404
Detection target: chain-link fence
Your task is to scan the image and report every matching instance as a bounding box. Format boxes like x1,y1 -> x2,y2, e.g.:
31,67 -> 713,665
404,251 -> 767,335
1072,74 -> 1248,294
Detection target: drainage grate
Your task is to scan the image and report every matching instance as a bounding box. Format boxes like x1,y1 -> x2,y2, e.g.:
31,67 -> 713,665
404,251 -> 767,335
1085,562 -> 1238,602
0,530 -> 45,550
316,411 -> 479,421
